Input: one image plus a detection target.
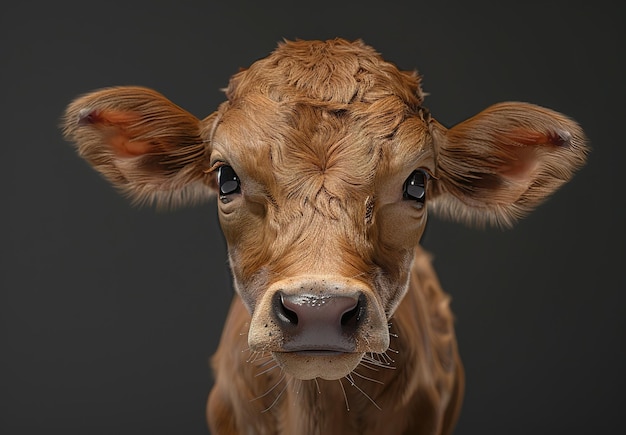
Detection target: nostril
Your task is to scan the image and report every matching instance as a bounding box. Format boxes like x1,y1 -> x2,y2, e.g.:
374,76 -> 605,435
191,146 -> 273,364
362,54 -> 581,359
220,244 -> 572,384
276,293 -> 299,325
340,295 -> 365,330
340,304 -> 359,326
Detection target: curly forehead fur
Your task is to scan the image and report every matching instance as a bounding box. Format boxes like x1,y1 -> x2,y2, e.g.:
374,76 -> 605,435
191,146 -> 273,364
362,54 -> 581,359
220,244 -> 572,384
213,38 -> 429,219
227,38 -> 425,106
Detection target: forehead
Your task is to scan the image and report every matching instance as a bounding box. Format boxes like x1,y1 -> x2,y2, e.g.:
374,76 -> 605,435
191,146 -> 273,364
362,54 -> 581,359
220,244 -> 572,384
211,39 -> 431,197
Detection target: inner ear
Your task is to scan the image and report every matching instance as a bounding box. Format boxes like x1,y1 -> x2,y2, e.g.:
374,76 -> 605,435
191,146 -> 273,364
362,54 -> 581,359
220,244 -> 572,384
108,134 -> 154,157
495,127 -> 573,183
78,108 -> 153,157
499,147 -> 538,181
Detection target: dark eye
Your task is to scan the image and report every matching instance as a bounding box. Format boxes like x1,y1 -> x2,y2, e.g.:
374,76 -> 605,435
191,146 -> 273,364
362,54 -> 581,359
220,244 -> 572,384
403,169 -> 428,207
218,165 -> 240,198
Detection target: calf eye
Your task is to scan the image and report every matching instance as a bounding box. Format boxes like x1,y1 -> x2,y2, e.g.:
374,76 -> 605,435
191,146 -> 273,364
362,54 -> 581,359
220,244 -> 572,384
403,169 -> 428,206
218,165 -> 240,197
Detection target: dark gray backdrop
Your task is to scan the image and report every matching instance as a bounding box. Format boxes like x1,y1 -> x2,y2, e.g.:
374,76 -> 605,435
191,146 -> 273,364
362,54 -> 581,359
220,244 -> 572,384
2,1 -> 623,434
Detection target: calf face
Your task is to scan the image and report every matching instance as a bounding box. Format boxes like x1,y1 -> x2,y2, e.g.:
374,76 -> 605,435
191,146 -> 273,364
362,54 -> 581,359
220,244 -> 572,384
62,38 -> 587,384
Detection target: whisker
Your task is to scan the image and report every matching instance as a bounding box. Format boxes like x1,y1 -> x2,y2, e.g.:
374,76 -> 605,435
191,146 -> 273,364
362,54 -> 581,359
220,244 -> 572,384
358,360 -> 380,372
361,354 -> 396,370
352,369 -> 384,385
372,352 -> 386,364
251,372 -> 285,402
254,362 -> 281,377
378,352 -> 396,365
292,378 -> 303,396
345,374 -> 382,411
239,322 -> 250,337
363,354 -> 382,367
245,351 -> 264,363
348,373 -> 360,385
338,378 -> 350,412
261,377 -> 291,413
255,356 -> 277,368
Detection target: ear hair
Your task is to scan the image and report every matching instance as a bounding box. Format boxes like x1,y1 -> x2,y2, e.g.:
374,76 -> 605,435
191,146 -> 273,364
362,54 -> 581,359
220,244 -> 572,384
428,102 -> 589,228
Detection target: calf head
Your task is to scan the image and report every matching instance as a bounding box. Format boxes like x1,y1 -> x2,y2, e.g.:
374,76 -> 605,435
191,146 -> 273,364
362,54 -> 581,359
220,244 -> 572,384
63,38 -> 587,381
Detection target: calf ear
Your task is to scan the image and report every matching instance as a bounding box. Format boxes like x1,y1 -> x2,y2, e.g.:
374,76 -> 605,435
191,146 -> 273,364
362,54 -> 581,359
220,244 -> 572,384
429,102 -> 589,227
62,86 -> 216,208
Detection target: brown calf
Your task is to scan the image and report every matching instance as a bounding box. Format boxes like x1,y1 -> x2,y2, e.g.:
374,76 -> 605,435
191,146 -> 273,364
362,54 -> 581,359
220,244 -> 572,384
63,38 -> 588,434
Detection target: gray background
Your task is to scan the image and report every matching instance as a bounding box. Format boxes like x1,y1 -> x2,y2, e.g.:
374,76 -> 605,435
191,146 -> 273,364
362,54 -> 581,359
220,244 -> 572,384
2,1 -> 623,434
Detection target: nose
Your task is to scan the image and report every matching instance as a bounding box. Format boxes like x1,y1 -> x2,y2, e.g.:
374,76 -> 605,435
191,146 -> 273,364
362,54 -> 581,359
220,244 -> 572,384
273,291 -> 365,353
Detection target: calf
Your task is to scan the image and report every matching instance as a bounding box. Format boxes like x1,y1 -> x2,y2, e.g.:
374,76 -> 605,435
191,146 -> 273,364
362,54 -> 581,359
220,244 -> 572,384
63,38 -> 588,434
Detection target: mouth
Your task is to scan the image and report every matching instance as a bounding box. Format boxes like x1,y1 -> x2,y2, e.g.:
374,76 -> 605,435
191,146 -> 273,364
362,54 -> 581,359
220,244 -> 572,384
272,350 -> 365,380
293,350 -> 345,357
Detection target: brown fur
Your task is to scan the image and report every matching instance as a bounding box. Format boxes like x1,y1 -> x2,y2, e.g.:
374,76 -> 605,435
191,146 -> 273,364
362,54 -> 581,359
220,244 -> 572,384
207,246 -> 462,435
62,38 -> 588,434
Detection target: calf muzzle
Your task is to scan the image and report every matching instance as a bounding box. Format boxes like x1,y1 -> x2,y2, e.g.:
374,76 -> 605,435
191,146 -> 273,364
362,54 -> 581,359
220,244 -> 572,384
247,276 -> 389,380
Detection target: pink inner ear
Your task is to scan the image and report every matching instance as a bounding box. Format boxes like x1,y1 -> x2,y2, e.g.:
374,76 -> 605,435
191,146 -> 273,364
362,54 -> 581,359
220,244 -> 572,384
108,134 -> 153,157
79,108 -> 141,126
81,109 -> 153,157
498,145 -> 540,182
501,128 -> 572,148
496,127 -> 570,182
